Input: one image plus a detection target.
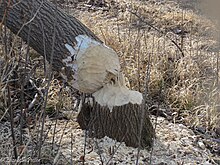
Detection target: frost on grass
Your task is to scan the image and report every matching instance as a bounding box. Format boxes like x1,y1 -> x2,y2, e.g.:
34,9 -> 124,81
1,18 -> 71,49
64,35 -> 143,110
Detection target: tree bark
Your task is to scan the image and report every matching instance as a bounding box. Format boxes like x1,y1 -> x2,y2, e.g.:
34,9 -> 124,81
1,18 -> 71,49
77,101 -> 155,148
0,0 -> 155,148
0,0 -> 101,78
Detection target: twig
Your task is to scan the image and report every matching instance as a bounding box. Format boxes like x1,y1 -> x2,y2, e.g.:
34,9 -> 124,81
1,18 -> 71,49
38,0 -> 57,159
136,33 -> 154,165
56,118 -> 72,160
15,131 -> 32,165
94,137 -> 104,165
0,106 -> 9,122
216,52 -> 219,87
7,85 -> 18,159
51,108 -> 59,150
80,94 -> 90,165
39,17 -> 47,76
84,97 -> 104,164
19,75 -> 24,145
149,87 -> 163,165
83,130 -> 88,165
71,133 -> 73,165
92,110 -> 104,164
106,133 -> 127,165
28,93 -> 39,111
19,19 -> 33,144
129,10 -> 185,58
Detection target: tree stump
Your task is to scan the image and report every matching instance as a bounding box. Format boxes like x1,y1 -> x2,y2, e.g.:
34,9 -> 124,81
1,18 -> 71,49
77,100 -> 155,148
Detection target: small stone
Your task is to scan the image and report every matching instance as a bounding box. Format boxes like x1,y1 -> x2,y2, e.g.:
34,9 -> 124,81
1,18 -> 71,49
197,141 -> 205,149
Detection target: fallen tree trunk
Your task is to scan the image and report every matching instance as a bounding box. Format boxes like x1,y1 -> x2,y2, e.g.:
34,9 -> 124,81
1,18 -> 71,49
0,0 -> 155,148
0,0 -> 101,77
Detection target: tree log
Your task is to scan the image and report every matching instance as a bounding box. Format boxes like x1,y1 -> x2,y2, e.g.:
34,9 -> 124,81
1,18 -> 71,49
0,0 -> 101,78
0,0 -> 155,148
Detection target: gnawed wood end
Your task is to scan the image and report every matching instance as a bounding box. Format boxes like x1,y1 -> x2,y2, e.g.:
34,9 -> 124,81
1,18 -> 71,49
64,35 -> 142,110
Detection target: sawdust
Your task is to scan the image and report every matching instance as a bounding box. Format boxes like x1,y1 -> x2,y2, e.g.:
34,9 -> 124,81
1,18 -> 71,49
0,114 -> 215,164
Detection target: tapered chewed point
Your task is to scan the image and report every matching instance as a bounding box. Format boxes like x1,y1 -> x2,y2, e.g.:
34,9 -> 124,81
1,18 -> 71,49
64,35 -> 120,93
93,73 -> 143,111
64,35 -> 143,110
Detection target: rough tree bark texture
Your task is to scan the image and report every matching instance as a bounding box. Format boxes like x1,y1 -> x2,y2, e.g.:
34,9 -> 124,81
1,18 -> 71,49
0,0 -> 101,79
0,0 -> 155,148
77,101 -> 155,148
